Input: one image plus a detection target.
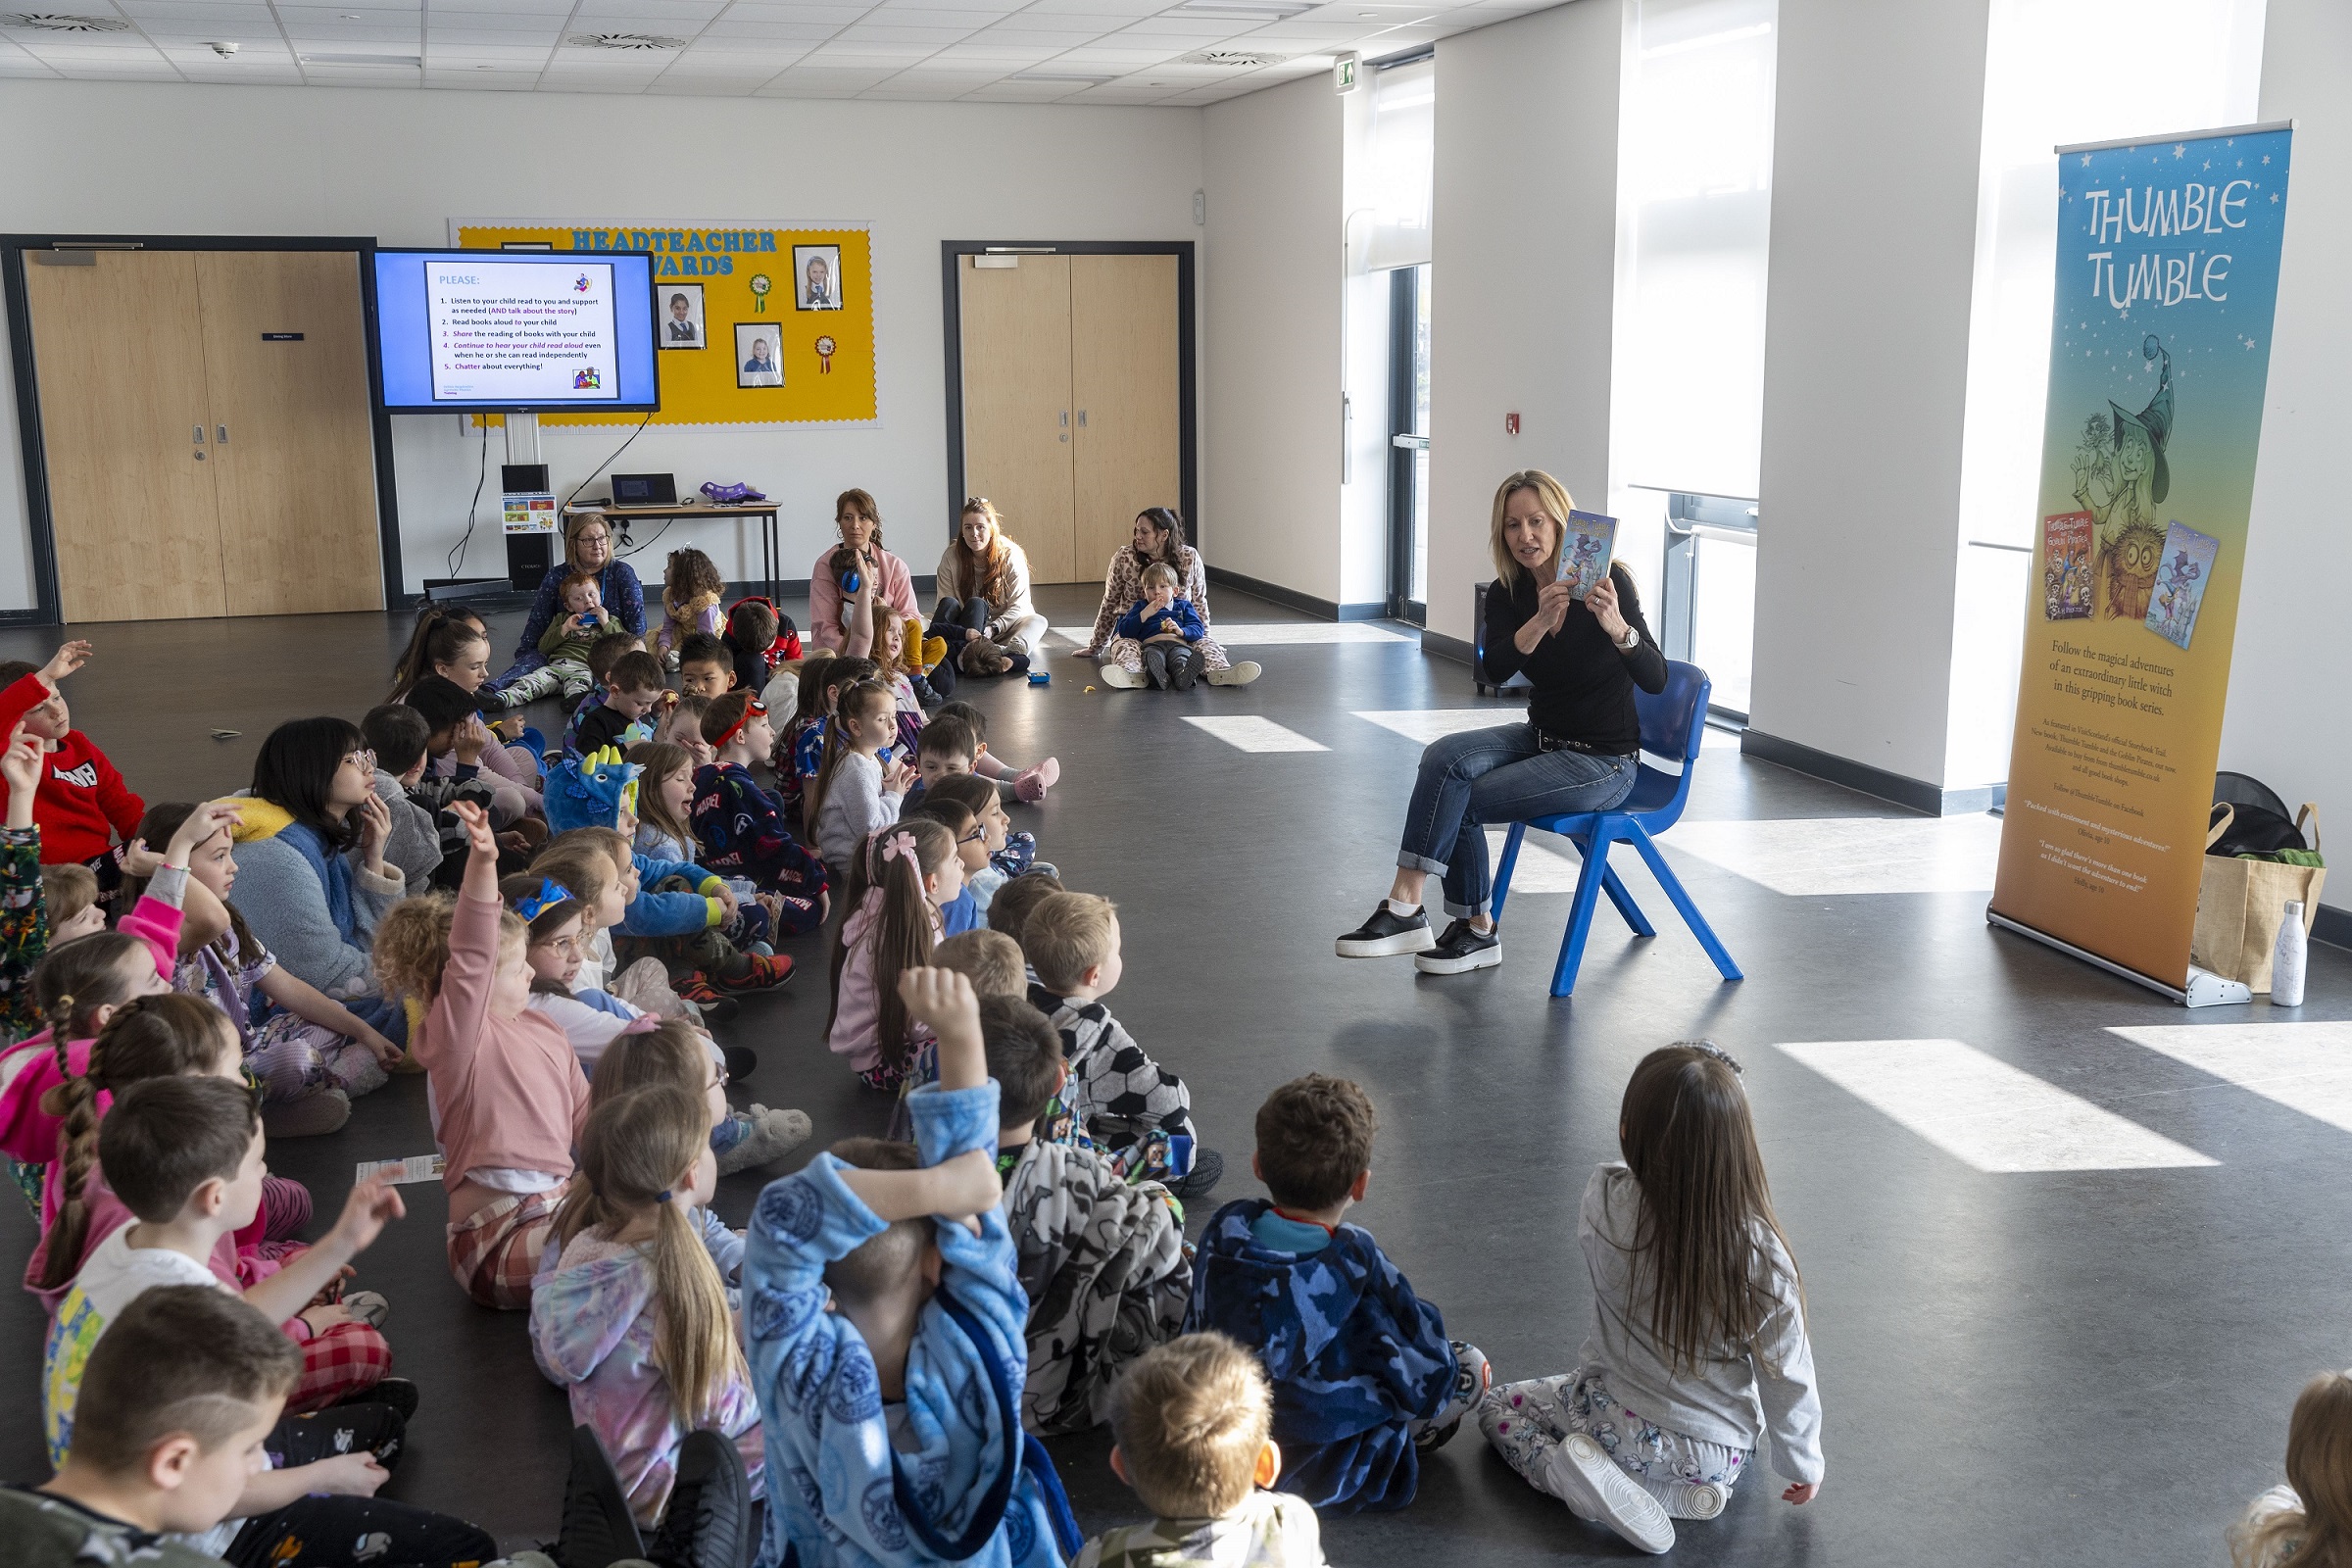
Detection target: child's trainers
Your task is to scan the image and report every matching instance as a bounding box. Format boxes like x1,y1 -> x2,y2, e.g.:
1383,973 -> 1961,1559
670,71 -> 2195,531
263,1089 -> 351,1139
1013,758 -> 1059,803
647,1429 -> 750,1568
558,1424 -> 646,1568
1544,1434 -> 1674,1555
673,974 -> 738,1019
1661,1480 -> 1728,1520
715,951 -> 794,993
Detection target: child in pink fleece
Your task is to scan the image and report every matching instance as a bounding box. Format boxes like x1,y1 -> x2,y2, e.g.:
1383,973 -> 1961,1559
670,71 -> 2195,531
382,801 -> 589,1309
824,820 -> 961,1092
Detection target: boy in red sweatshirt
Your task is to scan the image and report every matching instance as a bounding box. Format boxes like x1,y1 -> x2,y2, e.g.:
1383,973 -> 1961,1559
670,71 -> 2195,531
0,641 -> 145,904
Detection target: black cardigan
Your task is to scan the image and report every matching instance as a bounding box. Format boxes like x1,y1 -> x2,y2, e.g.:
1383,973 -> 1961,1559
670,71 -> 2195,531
1481,564 -> 1669,755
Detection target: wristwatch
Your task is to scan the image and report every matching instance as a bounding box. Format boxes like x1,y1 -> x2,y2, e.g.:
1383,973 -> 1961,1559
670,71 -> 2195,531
1614,624 -> 1641,651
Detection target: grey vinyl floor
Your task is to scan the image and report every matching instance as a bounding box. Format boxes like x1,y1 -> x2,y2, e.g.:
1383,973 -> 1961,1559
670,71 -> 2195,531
0,583 -> 2343,1568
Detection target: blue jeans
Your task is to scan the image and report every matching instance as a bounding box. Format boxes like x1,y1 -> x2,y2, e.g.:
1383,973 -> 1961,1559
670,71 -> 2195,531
1396,724 -> 1639,918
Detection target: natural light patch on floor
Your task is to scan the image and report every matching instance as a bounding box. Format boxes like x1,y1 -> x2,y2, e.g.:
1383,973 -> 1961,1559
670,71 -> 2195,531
1775,1037 -> 2217,1172
1666,814 -> 2004,896
1355,709 -> 1514,744
1180,715 -> 1330,753
2110,1022 -> 2352,1136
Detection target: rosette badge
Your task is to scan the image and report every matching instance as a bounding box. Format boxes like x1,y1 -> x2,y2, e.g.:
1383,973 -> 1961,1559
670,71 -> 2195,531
748,273 -> 772,314
815,334 -> 837,373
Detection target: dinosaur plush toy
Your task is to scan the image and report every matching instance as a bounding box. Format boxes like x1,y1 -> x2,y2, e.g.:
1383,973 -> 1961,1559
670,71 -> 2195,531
544,745 -> 641,836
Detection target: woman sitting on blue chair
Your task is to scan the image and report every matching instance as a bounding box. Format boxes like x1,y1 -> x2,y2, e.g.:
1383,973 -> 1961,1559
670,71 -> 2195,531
1337,468 -> 1666,975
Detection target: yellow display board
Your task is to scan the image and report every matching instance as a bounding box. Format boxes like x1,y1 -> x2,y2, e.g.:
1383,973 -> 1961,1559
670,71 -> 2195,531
452,220 -> 877,427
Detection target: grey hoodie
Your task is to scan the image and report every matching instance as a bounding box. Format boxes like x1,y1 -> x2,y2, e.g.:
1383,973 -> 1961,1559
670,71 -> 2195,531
1578,1161 -> 1824,1483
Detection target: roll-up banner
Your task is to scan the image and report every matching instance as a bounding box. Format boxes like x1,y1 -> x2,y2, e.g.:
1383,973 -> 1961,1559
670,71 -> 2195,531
1989,122 -> 2293,1000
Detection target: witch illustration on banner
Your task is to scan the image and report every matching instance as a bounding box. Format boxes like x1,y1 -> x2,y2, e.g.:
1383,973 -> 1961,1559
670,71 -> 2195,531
2069,334 -> 2173,621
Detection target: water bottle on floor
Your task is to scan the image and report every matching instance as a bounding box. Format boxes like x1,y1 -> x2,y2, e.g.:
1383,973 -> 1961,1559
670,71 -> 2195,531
2274,900 -> 2308,1007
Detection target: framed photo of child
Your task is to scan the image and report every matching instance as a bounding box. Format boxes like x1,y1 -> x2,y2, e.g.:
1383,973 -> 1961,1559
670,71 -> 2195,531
734,324 -> 783,388
661,284 -> 705,349
794,245 -> 843,312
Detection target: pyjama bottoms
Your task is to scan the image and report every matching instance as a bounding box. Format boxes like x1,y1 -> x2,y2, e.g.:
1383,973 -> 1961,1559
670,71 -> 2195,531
248,1013 -> 388,1106
447,1188 -> 562,1310
1481,1369 -> 1752,1517
1408,1341 -> 1491,1443
611,956 -> 691,1019
498,657 -> 594,709
262,1174 -> 312,1240
286,1320 -> 393,1412
222,1401 -> 499,1568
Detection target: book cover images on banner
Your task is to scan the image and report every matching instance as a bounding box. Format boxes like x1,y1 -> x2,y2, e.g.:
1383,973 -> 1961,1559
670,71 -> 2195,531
2146,521 -> 2219,650
2043,512 -> 2094,620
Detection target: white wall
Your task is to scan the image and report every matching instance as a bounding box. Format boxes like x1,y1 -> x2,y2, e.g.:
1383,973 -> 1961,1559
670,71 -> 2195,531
1746,0 -> 1990,788
1200,74 -> 1344,605
1426,0 -> 1620,648
0,79 -> 1203,608
2226,0 -> 2352,920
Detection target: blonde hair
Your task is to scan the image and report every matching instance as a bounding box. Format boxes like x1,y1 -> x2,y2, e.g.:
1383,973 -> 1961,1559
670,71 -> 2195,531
1021,892 -> 1119,996
1140,561 -> 1180,592
1488,468 -> 1576,589
373,891 -> 526,1002
549,825 -> 633,881
557,1088 -> 743,1425
934,929 -> 1024,998
531,846 -> 618,929
1110,1333 -> 1271,1519
2234,1371 -> 2352,1568
626,741 -> 698,856
40,862 -> 99,929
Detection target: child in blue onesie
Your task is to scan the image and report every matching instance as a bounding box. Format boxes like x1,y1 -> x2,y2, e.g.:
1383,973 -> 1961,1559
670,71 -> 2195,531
743,967 -> 1077,1568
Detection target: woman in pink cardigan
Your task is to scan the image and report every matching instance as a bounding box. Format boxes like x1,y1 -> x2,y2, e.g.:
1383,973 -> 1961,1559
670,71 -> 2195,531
376,801 -> 588,1309
808,487 -> 919,654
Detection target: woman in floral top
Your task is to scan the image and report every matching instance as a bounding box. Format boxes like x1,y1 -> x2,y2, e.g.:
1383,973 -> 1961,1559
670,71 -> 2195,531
1077,508 -> 1261,688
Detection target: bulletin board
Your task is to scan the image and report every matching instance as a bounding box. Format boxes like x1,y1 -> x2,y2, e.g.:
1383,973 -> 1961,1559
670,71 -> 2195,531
451,220 -> 878,427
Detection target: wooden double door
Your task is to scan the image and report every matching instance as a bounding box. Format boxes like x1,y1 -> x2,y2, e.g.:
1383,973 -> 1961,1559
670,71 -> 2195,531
23,248 -> 383,622
957,253 -> 1182,585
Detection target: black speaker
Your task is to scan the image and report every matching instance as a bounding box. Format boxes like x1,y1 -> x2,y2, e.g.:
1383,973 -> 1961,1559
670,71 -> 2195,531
502,464 -> 556,591
501,463 -> 550,492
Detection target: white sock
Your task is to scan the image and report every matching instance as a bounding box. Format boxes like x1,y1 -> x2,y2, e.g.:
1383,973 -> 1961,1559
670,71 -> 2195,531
1388,898 -> 1420,918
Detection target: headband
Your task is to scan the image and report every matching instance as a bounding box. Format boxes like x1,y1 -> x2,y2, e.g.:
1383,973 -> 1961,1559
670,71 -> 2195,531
710,696 -> 767,751
514,879 -> 573,923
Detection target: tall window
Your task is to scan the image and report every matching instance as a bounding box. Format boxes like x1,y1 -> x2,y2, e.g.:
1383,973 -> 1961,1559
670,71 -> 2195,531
1608,0 -> 1779,716
1357,56 -> 1436,620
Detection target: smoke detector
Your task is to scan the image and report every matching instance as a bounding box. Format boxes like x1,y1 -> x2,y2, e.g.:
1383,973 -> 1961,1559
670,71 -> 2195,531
1177,49 -> 1290,66
0,11 -> 130,28
205,39 -> 237,55
564,31 -> 683,49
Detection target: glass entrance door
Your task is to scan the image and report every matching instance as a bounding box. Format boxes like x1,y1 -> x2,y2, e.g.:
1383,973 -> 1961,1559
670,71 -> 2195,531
1387,262 -> 1431,623
1658,489 -> 1757,721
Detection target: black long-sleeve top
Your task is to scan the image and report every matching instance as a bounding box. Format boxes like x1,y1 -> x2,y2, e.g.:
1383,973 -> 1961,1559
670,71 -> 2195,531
1481,564 -> 1668,755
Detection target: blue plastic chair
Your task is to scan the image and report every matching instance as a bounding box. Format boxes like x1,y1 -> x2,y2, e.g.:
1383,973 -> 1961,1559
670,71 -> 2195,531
1488,661 -> 1743,998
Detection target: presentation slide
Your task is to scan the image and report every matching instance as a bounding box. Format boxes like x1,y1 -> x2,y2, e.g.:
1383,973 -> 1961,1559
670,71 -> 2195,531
427,260 -> 619,402
371,250 -> 660,414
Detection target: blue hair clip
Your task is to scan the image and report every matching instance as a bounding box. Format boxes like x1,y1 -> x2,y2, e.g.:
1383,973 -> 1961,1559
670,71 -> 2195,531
514,878 -> 573,922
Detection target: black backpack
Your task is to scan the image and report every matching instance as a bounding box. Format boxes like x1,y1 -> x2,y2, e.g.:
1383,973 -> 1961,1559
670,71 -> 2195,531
2208,772 -> 2310,858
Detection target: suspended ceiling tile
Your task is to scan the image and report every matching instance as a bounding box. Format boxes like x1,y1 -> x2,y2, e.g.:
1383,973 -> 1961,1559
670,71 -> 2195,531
833,21 -> 971,41
699,20 -> 837,38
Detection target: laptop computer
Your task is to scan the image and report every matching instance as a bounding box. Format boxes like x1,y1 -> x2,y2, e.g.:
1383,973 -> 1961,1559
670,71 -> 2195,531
612,472 -> 678,506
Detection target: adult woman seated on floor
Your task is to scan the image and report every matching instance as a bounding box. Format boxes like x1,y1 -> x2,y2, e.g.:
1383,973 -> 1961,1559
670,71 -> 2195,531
1075,506 -> 1261,688
231,715 -> 410,1031
930,497 -> 1048,678
1336,468 -> 1665,975
808,487 -> 919,654
489,511 -> 647,696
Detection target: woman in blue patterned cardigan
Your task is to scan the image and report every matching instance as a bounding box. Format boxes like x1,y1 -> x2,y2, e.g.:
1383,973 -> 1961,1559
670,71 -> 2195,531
488,512 -> 647,697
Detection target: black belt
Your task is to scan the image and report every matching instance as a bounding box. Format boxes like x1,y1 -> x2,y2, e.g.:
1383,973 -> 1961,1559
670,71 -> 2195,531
1535,730 -> 1601,755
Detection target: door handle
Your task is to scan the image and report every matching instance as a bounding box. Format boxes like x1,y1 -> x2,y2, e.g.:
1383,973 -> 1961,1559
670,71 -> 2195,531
192,424 -> 205,443
217,424 -> 228,444
1077,410 -> 1087,428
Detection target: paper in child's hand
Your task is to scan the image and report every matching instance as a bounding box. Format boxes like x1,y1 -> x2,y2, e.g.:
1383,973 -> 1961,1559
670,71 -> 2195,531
355,1154 -> 445,1185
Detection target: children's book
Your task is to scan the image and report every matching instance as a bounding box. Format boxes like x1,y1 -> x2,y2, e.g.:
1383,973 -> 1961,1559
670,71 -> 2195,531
2145,520 -> 2220,650
1557,510 -> 1617,600
2042,512 -> 2094,620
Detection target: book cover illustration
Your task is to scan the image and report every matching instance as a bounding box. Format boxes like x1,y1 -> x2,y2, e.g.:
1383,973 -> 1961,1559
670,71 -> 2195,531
1557,510 -> 1617,600
2145,520 -> 2219,650
2042,512 -> 2094,620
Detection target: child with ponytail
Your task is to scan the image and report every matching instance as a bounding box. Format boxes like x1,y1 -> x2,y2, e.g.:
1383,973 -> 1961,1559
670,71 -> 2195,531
131,802 -> 403,1140
374,802 -> 588,1309
2232,1370 -> 2352,1568
825,819 -> 961,1091
390,605 -> 544,803
808,681 -> 911,875
782,655 -> 874,829
0,802 -> 235,1244
1480,1042 -> 1823,1555
531,1084 -> 763,1527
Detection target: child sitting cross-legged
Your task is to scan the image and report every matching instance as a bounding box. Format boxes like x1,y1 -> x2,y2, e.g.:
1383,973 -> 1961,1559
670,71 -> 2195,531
742,966 -> 1079,1568
662,694 -> 715,771
385,606 -> 544,805
37,1013 -> 398,1406
373,802 -> 587,1309
499,569 -> 617,710
682,695 -> 830,926
1187,1073 -> 1490,1515
404,677 -> 542,833
932,699 -> 1057,805
827,821 -> 960,1092
1074,1332 -> 1328,1568
781,655 -> 872,827
1022,892 -> 1217,1197
1480,1042 -> 1822,1555
132,802 -> 404,1138
561,630 -> 647,757
15,1284 -> 513,1568
987,990 -> 1190,1436
936,927 -> 1025,998
916,739 -> 1050,885
528,842 -> 694,1023
552,816 -> 799,1003
807,681 -> 915,878
572,650 -> 671,760
655,547 -> 727,672
531,1084 -> 764,1531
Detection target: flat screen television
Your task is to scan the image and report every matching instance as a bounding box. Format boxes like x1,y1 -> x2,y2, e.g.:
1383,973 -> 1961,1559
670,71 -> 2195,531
369,249 -> 661,414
